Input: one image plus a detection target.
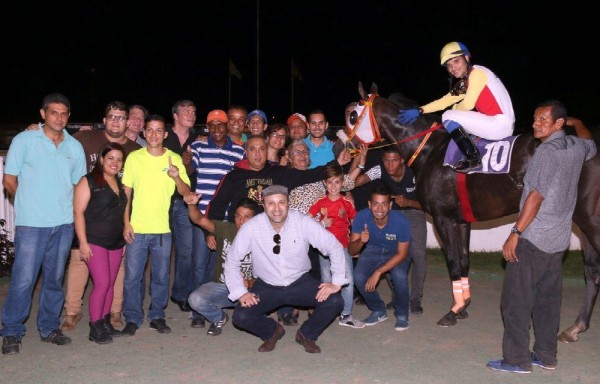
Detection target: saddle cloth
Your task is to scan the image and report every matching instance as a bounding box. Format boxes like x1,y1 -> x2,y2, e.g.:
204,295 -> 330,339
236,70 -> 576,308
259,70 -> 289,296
443,135 -> 519,174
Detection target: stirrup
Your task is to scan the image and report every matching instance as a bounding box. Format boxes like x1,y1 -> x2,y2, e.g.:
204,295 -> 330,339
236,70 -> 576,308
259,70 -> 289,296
453,157 -> 481,173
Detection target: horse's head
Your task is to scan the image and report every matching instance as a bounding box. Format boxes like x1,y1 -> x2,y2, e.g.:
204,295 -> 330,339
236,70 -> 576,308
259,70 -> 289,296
341,81 -> 445,164
337,82 -> 383,151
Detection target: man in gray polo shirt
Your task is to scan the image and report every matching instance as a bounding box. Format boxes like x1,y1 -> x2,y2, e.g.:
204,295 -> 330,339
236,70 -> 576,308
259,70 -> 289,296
487,100 -> 596,374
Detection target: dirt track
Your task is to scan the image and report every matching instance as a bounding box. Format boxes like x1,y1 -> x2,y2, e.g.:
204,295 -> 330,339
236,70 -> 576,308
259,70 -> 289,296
1,260 -> 599,384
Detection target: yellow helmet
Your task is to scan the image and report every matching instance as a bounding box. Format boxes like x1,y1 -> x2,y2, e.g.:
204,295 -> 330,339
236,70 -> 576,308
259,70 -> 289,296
440,42 -> 470,65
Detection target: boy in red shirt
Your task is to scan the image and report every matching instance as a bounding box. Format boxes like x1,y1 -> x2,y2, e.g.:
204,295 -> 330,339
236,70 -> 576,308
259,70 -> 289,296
308,163 -> 364,328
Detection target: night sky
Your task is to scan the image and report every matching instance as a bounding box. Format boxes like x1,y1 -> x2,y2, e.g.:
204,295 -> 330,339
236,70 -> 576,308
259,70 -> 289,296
1,1 -> 598,129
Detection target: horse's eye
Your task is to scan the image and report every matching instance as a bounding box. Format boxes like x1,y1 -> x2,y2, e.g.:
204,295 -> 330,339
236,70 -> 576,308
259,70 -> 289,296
349,111 -> 358,125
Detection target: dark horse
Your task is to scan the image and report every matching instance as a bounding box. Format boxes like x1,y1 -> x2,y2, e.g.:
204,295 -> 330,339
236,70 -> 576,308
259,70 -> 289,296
341,82 -> 600,341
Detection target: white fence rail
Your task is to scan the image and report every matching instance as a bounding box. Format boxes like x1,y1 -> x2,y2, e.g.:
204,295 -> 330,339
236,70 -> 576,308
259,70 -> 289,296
1,156 -> 15,241
425,214 -> 582,251
0,156 -> 583,251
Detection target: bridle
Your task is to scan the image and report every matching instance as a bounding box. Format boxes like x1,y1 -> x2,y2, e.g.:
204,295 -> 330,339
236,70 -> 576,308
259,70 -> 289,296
344,93 -> 443,166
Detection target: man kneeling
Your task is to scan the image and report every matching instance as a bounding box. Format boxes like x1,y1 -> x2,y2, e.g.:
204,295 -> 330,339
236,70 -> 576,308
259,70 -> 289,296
224,185 -> 347,353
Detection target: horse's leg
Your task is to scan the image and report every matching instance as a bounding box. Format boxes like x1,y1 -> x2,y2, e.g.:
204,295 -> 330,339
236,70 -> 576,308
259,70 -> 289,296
558,235 -> 600,342
431,216 -> 471,326
456,222 -> 472,319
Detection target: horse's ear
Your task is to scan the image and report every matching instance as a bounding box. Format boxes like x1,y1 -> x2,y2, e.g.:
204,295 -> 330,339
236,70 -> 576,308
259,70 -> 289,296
371,83 -> 378,95
358,81 -> 366,99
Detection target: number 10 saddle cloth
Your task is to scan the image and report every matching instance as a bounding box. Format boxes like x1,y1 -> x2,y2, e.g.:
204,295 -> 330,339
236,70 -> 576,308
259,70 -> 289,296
443,135 -> 520,174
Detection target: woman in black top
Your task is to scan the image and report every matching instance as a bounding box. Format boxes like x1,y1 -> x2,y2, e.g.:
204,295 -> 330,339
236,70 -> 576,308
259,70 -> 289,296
74,143 -> 127,344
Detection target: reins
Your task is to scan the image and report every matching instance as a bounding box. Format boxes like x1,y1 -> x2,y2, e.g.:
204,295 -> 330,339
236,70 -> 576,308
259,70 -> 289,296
345,94 -> 443,166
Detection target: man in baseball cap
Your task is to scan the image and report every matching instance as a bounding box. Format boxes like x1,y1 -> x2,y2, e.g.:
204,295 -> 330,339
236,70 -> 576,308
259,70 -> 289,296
287,113 -> 308,141
247,109 -> 268,136
207,109 -> 228,124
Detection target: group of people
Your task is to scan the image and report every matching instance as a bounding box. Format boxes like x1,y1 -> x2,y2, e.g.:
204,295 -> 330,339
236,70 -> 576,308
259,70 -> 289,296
0,41 -> 596,374
0,89 -> 425,356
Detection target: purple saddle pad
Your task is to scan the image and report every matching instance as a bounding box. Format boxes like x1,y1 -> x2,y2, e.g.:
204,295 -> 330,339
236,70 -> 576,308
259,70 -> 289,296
443,135 -> 519,174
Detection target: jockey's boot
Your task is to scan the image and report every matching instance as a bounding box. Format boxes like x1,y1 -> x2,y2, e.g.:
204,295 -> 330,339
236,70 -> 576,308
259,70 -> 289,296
449,127 -> 481,173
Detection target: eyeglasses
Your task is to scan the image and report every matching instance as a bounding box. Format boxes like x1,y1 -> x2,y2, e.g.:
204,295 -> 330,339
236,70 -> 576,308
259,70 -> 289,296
272,234 -> 281,254
290,150 -> 309,156
106,115 -> 127,122
271,133 -> 287,139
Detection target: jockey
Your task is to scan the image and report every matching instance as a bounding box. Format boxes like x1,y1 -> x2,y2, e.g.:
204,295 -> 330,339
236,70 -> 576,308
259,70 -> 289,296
397,41 -> 515,172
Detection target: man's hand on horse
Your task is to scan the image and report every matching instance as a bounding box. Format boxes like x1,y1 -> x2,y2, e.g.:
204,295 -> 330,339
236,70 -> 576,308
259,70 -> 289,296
397,108 -> 421,125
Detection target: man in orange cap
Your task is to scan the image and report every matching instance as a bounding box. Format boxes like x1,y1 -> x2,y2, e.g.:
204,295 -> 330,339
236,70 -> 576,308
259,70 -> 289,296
287,113 -> 308,141
185,109 -> 245,328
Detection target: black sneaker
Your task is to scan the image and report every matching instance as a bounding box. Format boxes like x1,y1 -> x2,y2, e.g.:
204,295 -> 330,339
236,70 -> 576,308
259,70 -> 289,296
170,297 -> 190,312
121,322 -> 139,337
2,336 -> 21,355
191,316 -> 206,328
40,329 -> 72,345
149,318 -> 171,334
207,313 -> 229,336
278,312 -> 298,326
410,299 -> 424,314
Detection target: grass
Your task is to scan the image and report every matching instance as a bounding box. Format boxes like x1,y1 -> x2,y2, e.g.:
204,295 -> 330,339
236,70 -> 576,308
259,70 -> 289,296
426,248 -> 585,278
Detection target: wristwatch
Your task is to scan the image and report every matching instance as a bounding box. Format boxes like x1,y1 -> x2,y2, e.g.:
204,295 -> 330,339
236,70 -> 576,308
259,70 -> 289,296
510,226 -> 522,236
357,164 -> 365,170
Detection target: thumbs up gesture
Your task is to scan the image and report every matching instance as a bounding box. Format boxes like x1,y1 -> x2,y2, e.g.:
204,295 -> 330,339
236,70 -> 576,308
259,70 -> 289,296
182,145 -> 193,166
360,223 -> 370,244
167,156 -> 180,179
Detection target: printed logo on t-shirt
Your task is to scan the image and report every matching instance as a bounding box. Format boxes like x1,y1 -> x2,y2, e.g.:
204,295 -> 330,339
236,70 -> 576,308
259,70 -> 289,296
385,233 -> 397,241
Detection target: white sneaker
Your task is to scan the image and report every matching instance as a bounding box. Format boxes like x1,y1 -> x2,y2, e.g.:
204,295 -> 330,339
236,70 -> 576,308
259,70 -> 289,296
338,314 -> 366,329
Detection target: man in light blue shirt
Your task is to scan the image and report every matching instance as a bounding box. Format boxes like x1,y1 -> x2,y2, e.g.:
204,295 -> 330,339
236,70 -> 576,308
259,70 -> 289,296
305,109 -> 335,168
1,93 -> 86,355
224,185 -> 346,353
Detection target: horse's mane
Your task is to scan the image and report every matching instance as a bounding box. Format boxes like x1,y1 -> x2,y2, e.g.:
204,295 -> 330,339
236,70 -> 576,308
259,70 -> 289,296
388,92 -> 420,109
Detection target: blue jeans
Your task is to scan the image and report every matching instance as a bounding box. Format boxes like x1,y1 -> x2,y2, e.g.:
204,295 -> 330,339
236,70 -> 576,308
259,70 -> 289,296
123,233 -> 172,326
233,273 -> 343,341
169,199 -> 213,303
188,282 -> 233,323
1,224 -> 73,338
320,248 -> 354,315
354,245 -> 411,318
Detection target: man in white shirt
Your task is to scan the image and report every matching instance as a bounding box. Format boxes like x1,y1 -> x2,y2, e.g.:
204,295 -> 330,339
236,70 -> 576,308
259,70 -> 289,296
224,185 -> 347,353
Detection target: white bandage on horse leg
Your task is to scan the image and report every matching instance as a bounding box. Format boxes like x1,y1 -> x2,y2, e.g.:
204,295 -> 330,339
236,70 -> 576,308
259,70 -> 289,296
451,280 -> 464,311
461,277 -> 471,301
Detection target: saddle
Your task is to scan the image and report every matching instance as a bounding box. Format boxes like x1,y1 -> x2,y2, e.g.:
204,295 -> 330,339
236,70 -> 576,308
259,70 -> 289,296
444,135 -> 519,174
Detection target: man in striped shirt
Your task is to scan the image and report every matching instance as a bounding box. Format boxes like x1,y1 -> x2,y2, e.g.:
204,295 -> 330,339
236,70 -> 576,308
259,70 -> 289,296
186,109 -> 245,327
190,110 -> 246,215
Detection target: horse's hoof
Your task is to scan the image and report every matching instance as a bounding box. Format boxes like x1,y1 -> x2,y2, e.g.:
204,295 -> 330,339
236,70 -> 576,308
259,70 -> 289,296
437,311 -> 458,327
558,323 -> 585,343
456,299 -> 471,319
456,310 -> 469,320
558,331 -> 577,343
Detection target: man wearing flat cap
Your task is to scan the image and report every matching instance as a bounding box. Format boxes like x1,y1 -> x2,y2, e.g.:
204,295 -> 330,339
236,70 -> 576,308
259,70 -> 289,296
224,185 -> 347,354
